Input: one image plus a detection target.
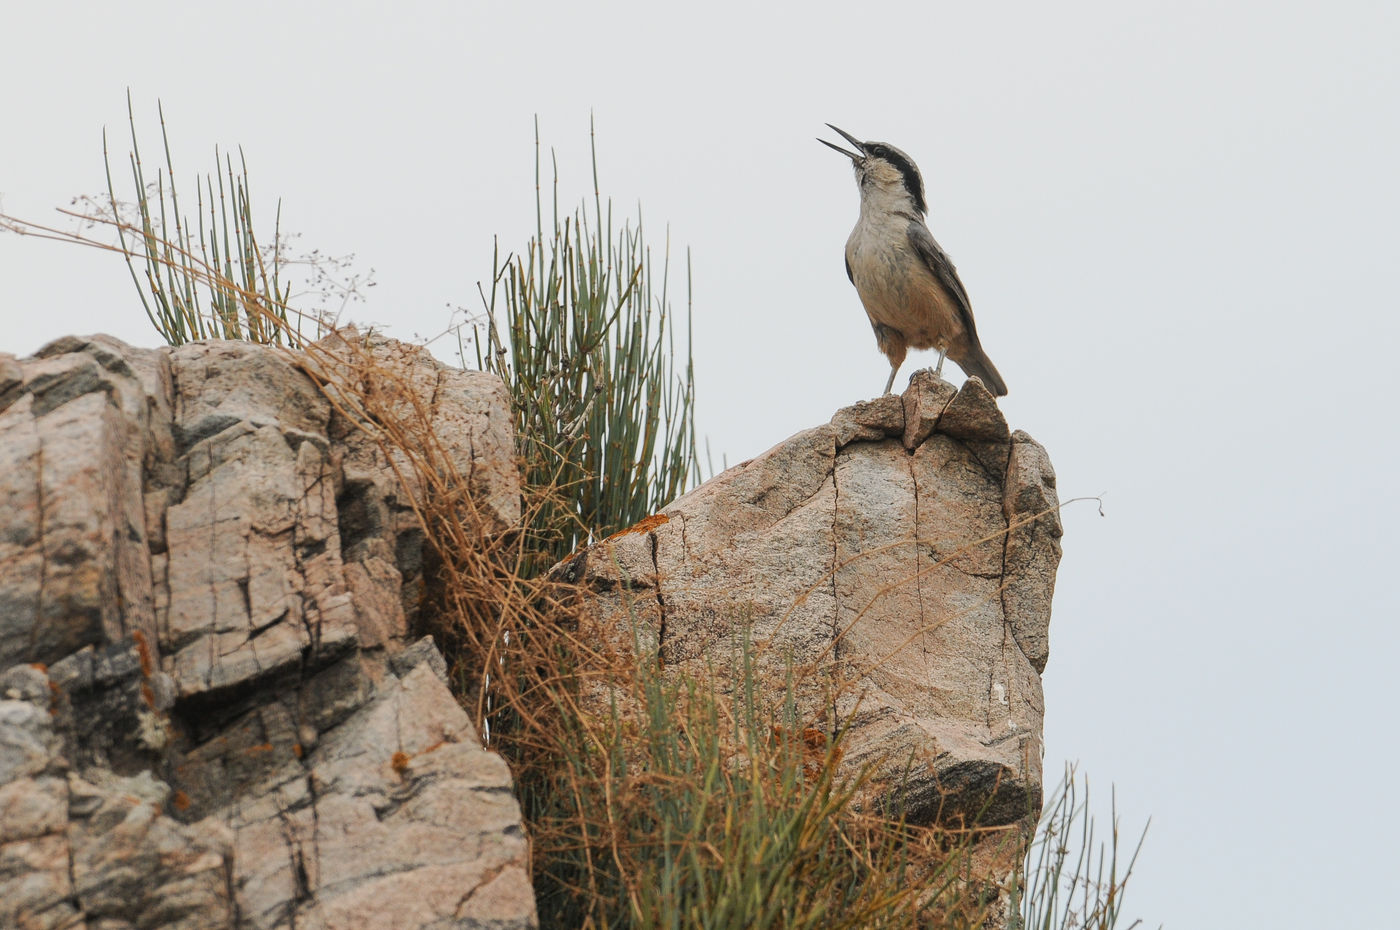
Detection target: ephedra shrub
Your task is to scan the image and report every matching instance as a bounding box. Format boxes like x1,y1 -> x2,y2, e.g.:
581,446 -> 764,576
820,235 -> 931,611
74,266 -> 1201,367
0,101 -> 1149,930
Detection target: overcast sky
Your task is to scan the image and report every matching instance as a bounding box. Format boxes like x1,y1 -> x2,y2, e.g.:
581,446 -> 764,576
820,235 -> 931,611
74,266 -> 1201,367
4,2 -> 1398,927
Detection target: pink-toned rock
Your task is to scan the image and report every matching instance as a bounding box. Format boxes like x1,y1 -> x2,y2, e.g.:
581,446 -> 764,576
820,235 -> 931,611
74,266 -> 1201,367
563,373 -> 1062,829
1,326 -> 1061,927
311,329 -> 520,536
901,369 -> 958,449
0,336 -> 159,669
0,672 -> 234,930
0,333 -> 534,930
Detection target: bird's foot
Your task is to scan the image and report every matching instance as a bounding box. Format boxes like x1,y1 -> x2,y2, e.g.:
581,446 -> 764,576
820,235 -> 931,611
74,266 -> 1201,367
914,366 -> 947,382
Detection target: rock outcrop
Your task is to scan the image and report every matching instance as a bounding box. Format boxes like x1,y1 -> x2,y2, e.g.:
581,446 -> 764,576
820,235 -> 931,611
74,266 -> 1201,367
558,372 -> 1062,830
0,334 -> 535,930
1,327 -> 1063,928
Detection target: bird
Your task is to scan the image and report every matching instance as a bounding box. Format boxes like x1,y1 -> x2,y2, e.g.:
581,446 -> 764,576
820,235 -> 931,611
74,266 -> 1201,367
820,124 -> 1008,397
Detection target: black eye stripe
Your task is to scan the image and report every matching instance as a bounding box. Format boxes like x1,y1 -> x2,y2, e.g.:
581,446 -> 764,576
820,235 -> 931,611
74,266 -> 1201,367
864,143 -> 927,216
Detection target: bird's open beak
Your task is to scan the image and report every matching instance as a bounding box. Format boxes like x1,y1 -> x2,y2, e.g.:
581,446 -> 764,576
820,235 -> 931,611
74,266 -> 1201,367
819,124 -> 865,162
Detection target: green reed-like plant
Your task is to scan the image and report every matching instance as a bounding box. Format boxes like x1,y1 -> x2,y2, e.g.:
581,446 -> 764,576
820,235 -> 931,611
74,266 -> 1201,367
104,92 -> 299,347
471,119 -> 698,570
1,96 -> 375,349
528,615 -> 990,930
518,597 -> 1151,929
1014,767 -> 1151,930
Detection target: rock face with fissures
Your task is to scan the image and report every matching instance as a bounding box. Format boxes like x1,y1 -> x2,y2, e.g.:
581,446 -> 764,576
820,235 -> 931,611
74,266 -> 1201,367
0,332 -> 535,930
557,372 -> 1062,831
0,325 -> 1063,927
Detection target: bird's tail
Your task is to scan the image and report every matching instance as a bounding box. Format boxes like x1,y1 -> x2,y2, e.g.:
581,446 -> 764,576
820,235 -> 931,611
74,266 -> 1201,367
961,346 -> 1008,397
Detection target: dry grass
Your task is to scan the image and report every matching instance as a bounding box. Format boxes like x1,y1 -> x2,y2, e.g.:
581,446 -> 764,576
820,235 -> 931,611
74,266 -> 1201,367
275,326 -> 1011,928
0,104 -> 1150,930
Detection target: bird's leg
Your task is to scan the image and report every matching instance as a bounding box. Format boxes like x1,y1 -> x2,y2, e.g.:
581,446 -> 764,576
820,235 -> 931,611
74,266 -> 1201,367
873,325 -> 907,396
934,348 -> 947,377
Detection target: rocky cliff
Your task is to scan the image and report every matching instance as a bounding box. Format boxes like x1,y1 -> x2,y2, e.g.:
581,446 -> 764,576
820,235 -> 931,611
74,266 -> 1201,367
0,334 -> 534,930
558,372 -> 1061,830
0,333 -> 1061,928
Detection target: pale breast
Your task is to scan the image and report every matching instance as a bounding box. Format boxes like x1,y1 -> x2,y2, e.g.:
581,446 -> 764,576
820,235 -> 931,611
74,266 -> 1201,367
845,224 -> 967,352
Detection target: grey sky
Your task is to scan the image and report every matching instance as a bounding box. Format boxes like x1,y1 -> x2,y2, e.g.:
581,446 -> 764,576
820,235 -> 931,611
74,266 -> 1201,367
4,2 -> 1398,926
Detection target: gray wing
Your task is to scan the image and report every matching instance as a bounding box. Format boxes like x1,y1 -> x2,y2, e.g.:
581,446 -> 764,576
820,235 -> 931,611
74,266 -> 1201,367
906,221 -> 980,341
844,255 -> 854,285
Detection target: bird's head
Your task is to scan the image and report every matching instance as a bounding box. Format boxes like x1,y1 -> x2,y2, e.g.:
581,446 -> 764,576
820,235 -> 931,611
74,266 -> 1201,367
820,124 -> 927,217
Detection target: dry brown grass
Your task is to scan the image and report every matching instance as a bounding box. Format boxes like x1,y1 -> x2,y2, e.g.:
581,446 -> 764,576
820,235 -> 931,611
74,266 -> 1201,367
0,101 -> 1146,923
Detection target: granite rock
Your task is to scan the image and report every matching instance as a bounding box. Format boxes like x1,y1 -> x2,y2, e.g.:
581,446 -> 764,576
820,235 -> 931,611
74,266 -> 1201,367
560,370 -> 1062,830
0,333 -> 534,930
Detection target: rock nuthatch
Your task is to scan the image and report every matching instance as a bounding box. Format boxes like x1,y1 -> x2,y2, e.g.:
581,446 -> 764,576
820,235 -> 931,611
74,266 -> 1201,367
820,124 -> 1008,397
